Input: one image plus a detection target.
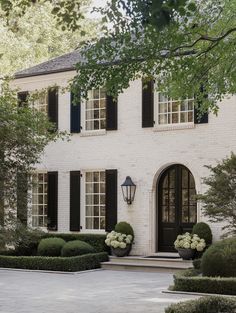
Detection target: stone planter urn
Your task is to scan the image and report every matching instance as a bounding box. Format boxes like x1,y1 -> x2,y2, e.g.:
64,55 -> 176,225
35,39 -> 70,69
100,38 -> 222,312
111,244 -> 132,257
177,248 -> 195,260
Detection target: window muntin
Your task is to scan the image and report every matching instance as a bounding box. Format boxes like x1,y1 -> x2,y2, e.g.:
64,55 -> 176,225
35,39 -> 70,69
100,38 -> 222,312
157,93 -> 194,125
85,171 -> 105,230
33,94 -> 48,114
32,173 -> 48,227
85,88 -> 106,131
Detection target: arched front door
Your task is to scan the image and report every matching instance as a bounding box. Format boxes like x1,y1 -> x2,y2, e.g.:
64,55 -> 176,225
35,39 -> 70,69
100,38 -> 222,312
157,165 -> 197,252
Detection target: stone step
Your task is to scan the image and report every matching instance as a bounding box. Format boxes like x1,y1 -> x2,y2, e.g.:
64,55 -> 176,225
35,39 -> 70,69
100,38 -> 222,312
108,256 -> 192,268
101,261 -> 188,273
101,255 -> 193,272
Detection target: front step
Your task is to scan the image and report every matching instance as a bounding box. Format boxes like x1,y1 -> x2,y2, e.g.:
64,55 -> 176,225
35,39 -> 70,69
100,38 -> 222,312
101,256 -> 193,273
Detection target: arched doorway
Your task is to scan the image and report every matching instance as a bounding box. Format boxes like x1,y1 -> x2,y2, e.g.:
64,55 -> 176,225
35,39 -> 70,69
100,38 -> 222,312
157,164 -> 197,252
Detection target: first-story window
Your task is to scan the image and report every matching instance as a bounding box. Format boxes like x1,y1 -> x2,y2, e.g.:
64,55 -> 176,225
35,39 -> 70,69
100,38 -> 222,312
85,171 -> 105,230
157,93 -> 194,125
85,88 -> 106,131
33,93 -> 48,114
32,172 -> 48,227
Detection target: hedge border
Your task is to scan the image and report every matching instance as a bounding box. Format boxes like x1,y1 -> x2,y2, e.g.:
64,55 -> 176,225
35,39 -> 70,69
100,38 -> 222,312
172,269 -> 236,295
165,296 -> 236,313
0,252 -> 108,272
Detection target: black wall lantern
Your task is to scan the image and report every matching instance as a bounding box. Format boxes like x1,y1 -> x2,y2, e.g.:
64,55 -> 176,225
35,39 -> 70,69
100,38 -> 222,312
121,176 -> 136,205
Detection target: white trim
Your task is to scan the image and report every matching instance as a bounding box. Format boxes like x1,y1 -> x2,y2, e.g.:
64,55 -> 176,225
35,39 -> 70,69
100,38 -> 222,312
154,123 -> 195,132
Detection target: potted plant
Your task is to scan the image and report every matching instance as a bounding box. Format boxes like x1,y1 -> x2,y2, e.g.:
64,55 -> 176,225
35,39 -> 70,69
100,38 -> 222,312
174,232 -> 206,260
105,231 -> 133,257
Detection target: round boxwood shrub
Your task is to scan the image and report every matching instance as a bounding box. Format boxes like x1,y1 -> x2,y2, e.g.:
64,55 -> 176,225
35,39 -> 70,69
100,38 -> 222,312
37,237 -> 65,257
192,222 -> 212,245
114,221 -> 134,238
61,240 -> 95,257
201,237 -> 236,277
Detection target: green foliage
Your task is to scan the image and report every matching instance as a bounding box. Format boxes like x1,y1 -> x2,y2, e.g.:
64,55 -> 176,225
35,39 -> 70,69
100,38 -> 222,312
165,296 -> 236,313
201,238 -> 236,277
115,221 -> 134,237
199,153 -> 236,237
0,1 -> 99,76
73,0 -> 236,115
0,252 -> 108,272
192,258 -> 201,270
192,222 -> 212,245
37,238 -> 66,257
44,233 -> 108,253
61,240 -> 95,257
173,269 -> 236,295
0,223 -> 44,256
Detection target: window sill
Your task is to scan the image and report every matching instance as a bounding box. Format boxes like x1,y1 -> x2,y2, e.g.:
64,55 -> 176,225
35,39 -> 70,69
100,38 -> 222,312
80,229 -> 106,234
80,130 -> 106,137
154,123 -> 195,132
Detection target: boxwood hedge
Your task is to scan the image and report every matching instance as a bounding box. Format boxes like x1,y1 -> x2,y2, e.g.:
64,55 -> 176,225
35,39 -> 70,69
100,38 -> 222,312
165,296 -> 236,313
0,252 -> 108,272
172,269 -> 236,295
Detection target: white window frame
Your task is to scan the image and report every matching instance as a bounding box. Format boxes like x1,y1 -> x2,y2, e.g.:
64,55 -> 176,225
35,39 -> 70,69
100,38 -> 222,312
81,88 -> 107,136
154,92 -> 195,131
80,170 -> 106,233
30,171 -> 48,229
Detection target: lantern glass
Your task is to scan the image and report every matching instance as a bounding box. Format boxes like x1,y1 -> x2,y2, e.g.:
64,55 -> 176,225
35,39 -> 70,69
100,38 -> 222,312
121,176 -> 136,205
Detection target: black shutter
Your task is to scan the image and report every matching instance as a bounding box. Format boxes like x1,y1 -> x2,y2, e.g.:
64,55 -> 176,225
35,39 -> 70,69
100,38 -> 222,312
18,91 -> 29,107
105,169 -> 117,231
194,85 -> 208,124
106,95 -> 118,130
16,172 -> 28,225
70,92 -> 81,133
47,171 -> 58,231
70,171 -> 81,231
142,79 -> 154,127
48,88 -> 58,130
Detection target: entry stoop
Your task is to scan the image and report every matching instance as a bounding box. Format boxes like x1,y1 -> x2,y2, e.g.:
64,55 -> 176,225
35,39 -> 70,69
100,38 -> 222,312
101,255 -> 193,273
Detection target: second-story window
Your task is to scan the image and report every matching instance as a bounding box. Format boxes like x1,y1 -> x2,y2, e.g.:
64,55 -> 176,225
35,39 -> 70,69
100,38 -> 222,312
157,93 -> 194,125
85,88 -> 106,131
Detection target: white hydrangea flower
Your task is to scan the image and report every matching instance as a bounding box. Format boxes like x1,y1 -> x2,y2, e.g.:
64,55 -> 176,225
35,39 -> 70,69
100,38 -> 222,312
119,242 -> 126,249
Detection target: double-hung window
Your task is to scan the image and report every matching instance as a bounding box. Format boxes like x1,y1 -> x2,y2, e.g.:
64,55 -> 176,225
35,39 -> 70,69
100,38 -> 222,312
85,171 -> 106,230
32,173 -> 48,228
157,93 -> 194,126
85,88 -> 106,131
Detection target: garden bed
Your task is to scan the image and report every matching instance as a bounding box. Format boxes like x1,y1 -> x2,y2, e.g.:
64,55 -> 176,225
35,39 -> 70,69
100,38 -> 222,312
0,252 -> 108,272
171,268 -> 236,295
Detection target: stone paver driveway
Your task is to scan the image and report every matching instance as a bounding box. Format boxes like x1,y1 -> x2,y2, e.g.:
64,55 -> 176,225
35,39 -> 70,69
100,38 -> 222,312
0,269 -> 199,313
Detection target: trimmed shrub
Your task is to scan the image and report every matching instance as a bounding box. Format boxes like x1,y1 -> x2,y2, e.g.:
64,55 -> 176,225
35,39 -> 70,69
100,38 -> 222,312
43,233 -> 108,253
173,269 -> 236,295
201,237 -> 236,277
192,258 -> 201,270
114,221 -> 134,237
192,222 -> 212,245
0,252 -> 108,272
61,240 -> 95,257
165,296 -> 236,313
37,237 -> 65,257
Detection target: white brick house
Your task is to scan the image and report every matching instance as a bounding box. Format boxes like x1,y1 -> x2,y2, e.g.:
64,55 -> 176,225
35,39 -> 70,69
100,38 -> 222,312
13,50 -> 236,256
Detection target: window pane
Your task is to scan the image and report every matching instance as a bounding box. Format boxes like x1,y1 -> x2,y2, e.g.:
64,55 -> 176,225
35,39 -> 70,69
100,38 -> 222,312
94,120 -> 99,130
159,114 -> 167,124
188,112 -> 193,122
94,218 -> 99,229
100,99 -> 106,108
182,206 -> 189,223
159,103 -> 167,113
100,217 -> 105,230
181,112 -> 188,123
94,100 -> 99,109
86,218 -> 93,229
94,206 -> 99,216
94,89 -> 99,99
172,102 -> 179,112
100,88 -> 106,98
169,206 -> 175,223
86,206 -> 93,216
172,113 -> 178,123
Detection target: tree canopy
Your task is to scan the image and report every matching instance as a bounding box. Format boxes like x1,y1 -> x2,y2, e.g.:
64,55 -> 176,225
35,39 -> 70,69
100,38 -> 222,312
0,0 -> 99,75
72,0 -> 236,114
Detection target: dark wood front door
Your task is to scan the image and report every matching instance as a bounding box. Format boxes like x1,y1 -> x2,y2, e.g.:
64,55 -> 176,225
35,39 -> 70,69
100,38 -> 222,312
157,165 -> 197,252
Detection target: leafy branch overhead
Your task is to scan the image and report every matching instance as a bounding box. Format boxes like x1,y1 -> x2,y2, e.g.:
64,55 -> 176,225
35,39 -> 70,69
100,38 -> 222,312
73,0 -> 236,114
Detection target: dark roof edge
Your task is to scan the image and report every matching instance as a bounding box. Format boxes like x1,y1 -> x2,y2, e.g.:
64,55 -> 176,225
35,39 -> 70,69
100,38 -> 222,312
14,67 -> 76,79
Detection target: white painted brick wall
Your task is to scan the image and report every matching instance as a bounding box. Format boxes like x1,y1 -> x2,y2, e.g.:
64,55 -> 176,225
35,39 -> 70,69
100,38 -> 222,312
13,72 -> 236,255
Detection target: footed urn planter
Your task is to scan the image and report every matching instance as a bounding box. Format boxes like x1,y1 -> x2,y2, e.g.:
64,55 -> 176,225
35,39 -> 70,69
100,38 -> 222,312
111,244 -> 132,257
177,248 -> 195,260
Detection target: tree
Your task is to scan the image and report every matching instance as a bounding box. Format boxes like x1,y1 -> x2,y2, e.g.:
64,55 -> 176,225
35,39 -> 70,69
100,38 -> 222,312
72,0 -> 236,115
0,1 -> 99,75
199,153 -> 236,237
0,81 -> 65,228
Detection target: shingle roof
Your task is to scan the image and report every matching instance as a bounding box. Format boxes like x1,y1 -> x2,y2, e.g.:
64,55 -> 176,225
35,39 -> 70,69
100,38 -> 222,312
15,49 -> 83,79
